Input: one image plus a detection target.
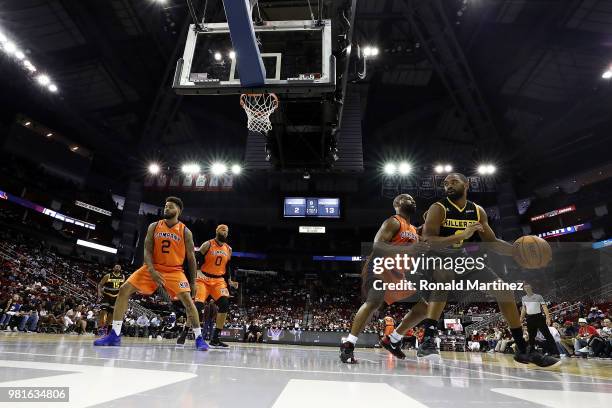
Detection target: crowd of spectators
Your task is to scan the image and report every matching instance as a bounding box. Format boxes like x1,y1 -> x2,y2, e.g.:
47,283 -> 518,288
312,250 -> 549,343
1,227 -> 610,357
461,305 -> 611,359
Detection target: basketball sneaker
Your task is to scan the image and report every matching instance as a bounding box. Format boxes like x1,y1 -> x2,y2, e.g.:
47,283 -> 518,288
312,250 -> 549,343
528,351 -> 561,368
380,335 -> 406,359
577,346 -> 592,354
195,335 -> 209,351
513,350 -> 531,365
93,330 -> 121,346
340,341 -> 357,364
416,337 -> 440,360
176,327 -> 188,345
210,338 -> 229,348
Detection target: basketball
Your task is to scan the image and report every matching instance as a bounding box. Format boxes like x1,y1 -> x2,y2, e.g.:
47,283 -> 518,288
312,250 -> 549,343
513,235 -> 552,269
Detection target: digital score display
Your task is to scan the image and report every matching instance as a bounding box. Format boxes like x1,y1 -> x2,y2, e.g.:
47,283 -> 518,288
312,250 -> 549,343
284,198 -> 340,218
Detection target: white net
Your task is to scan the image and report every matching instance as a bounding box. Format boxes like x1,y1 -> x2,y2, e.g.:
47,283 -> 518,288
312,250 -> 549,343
240,93 -> 279,134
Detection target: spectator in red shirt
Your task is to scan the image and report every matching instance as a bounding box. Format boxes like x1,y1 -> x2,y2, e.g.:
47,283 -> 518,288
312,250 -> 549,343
574,318 -> 598,357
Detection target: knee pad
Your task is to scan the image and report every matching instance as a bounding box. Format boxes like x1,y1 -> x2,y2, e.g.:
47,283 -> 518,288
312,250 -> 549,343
216,297 -> 230,313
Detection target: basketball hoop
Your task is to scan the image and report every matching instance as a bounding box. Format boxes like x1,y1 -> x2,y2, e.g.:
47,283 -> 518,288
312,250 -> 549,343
240,93 -> 279,134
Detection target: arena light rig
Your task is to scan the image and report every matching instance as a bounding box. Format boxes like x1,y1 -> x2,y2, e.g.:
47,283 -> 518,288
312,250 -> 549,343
0,28 -> 59,93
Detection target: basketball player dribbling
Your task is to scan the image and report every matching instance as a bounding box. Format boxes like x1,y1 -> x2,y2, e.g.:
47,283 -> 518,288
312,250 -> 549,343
381,173 -> 560,367
94,197 -> 208,350
340,194 -> 429,364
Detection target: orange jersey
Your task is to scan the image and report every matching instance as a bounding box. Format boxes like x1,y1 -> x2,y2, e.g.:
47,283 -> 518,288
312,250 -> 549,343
383,316 -> 395,335
200,239 -> 232,276
390,215 -> 419,244
152,220 -> 186,271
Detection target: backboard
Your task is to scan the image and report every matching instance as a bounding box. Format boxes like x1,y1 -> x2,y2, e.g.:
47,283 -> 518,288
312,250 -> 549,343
173,20 -> 335,95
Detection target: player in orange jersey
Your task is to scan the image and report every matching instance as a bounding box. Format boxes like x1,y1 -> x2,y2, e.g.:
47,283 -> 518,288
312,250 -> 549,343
190,224 -> 238,348
94,197 -> 208,350
383,316 -> 395,336
340,194 -> 429,363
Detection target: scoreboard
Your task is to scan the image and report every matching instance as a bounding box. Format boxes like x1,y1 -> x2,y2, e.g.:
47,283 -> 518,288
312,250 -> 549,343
284,197 -> 340,218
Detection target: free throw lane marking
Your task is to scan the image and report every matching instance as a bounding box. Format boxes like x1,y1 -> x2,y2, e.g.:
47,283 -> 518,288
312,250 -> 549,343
0,360 -> 196,408
271,379 -> 429,408
492,388 -> 612,408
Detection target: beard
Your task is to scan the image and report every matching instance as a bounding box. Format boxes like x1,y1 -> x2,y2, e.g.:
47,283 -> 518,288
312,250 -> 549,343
163,211 -> 176,220
446,189 -> 464,200
216,234 -> 227,243
401,203 -> 417,214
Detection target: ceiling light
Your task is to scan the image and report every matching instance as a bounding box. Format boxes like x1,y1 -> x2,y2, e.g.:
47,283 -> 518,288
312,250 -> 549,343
148,163 -> 161,175
181,163 -> 201,174
477,164 -> 496,175
384,162 -> 397,175
36,74 -> 50,86
398,162 -> 411,175
4,41 -> 16,54
231,164 -> 241,175
48,84 -> 58,93
211,162 -> 227,175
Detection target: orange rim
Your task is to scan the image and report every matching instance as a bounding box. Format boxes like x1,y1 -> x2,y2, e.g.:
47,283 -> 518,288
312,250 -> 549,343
240,93 -> 279,109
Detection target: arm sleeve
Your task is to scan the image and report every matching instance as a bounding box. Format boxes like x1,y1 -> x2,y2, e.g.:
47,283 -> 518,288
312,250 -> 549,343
223,263 -> 233,282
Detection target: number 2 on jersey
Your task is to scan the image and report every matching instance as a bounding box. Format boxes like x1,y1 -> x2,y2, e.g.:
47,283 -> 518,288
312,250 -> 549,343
161,239 -> 171,253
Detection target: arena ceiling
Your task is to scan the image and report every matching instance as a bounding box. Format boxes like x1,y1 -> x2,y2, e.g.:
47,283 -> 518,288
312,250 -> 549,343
1,0 -> 611,191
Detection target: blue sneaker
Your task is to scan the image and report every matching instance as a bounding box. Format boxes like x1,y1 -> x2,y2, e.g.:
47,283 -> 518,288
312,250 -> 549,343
93,330 -> 121,346
195,335 -> 209,351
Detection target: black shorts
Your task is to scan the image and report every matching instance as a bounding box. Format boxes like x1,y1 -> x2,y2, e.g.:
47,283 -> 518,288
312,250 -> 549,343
101,293 -> 118,311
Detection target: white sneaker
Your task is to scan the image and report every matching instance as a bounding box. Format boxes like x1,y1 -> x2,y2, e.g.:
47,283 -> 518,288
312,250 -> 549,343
12,327 -> 18,332
578,346 -> 591,354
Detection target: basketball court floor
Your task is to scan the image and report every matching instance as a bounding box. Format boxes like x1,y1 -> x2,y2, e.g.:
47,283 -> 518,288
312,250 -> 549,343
0,333 -> 610,408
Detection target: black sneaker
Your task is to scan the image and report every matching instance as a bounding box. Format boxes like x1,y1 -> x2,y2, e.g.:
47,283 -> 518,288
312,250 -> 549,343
176,328 -> 188,345
416,337 -> 440,360
209,338 -> 229,348
529,351 -> 561,368
514,350 -> 531,364
380,335 -> 406,359
340,341 -> 358,364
